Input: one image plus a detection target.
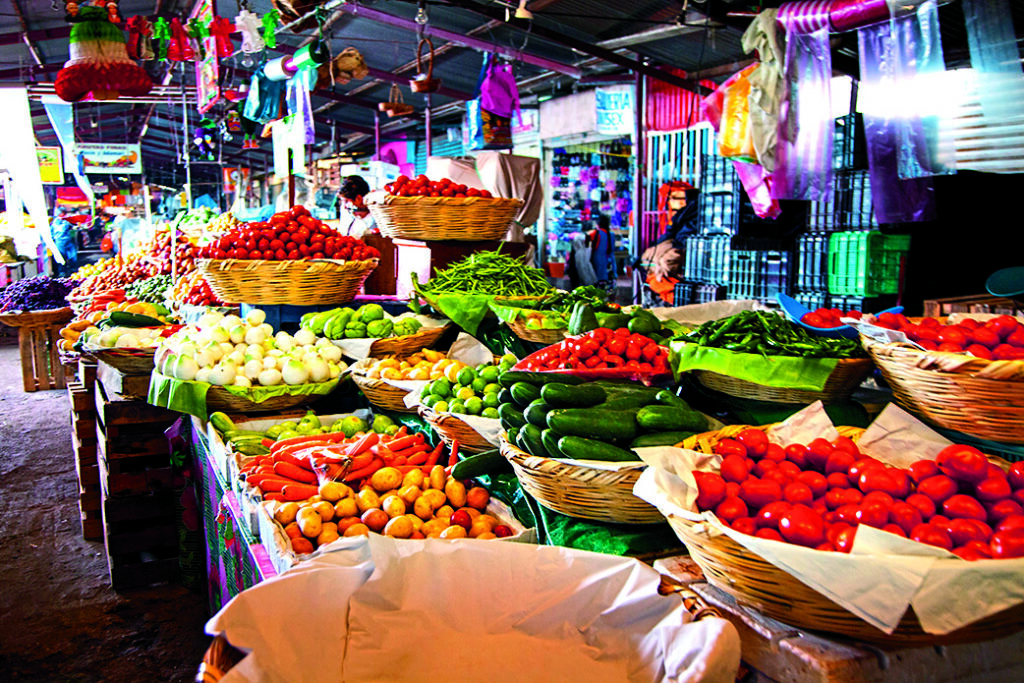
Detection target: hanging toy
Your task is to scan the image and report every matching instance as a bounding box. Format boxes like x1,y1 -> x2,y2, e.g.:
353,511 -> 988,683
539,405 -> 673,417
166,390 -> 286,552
55,3 -> 153,102
193,119 -> 218,161
186,17 -> 209,60
208,16 -> 235,60
125,16 -> 154,61
235,9 -> 264,66
168,18 -> 195,62
261,9 -> 280,50
152,17 -> 170,61
226,109 -> 242,133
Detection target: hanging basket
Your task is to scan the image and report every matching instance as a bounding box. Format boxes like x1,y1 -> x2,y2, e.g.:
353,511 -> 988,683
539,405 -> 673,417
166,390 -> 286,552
410,38 -> 441,93
379,84 -> 414,117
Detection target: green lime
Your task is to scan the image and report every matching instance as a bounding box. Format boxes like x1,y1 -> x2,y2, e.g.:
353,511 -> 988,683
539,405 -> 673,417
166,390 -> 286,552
421,382 -> 435,398
456,386 -> 475,401
471,377 -> 488,393
278,429 -> 299,440
433,400 -> 450,413
265,424 -> 284,439
480,366 -> 500,382
483,382 -> 501,394
482,406 -> 500,419
432,377 -> 452,397
501,353 -> 518,366
449,400 -> 467,414
456,366 -> 477,386
279,421 -> 298,432
465,397 -> 483,415
385,424 -> 400,436
425,394 -> 444,410
482,392 -> 500,408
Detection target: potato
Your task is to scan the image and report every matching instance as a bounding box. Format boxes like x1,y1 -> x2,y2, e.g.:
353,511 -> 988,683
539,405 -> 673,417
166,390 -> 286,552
274,502 -> 300,526
466,487 -> 491,510
312,500 -> 336,522
444,479 -> 467,509
439,525 -> 467,539
435,504 -> 454,520
422,518 -> 450,537
413,496 -> 435,521
384,516 -> 414,538
291,537 -> 315,554
402,469 -> 426,489
475,532 -> 497,540
428,465 -> 446,491
317,525 -> 340,546
284,522 -> 302,540
468,518 -> 495,538
318,481 -> 349,503
381,495 -> 407,519
355,487 -> 381,513
370,467 -> 404,493
337,517 -> 364,533
403,514 -> 424,533
343,523 -> 370,537
334,497 -> 358,519
296,506 -> 323,538
421,488 -> 446,511
398,485 -> 422,505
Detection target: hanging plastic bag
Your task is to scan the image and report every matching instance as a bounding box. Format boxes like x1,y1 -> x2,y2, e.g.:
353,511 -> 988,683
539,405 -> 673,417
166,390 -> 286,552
244,69 -> 285,125
480,59 -> 519,119
718,64 -> 758,162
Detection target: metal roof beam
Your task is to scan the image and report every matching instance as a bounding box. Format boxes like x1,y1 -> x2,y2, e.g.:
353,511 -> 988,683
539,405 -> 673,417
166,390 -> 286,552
596,23 -> 706,50
339,4 -> 582,79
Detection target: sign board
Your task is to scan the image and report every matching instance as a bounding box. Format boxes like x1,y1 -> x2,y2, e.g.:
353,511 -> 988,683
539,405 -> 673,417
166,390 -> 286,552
36,147 -> 64,184
223,167 -> 250,194
191,0 -> 220,114
595,87 -> 634,136
73,144 -> 142,174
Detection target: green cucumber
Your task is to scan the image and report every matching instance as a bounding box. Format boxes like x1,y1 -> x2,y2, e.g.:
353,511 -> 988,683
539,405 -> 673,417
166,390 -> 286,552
506,426 -> 521,448
209,412 -> 236,434
540,382 -> 606,408
630,431 -> 696,448
109,311 -> 164,327
509,382 -> 542,407
518,424 -> 550,458
523,399 -> 554,428
547,408 -> 638,443
557,435 -> 640,462
541,429 -> 566,458
235,443 -> 272,456
497,403 -> 527,431
498,371 -> 585,389
655,390 -> 692,409
636,406 -> 708,432
451,449 -> 511,479
497,388 -> 514,406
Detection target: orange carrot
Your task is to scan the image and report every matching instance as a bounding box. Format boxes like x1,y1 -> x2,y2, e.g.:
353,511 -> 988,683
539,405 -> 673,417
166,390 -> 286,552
270,432 -> 344,453
347,432 -> 379,457
280,483 -> 319,501
343,457 -> 384,483
263,492 -> 287,501
419,442 -> 445,473
273,461 -> 318,485
272,451 -> 315,471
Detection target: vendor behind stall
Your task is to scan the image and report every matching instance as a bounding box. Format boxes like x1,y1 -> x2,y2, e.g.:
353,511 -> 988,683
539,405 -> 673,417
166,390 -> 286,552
338,174 -> 375,237
638,182 -> 701,304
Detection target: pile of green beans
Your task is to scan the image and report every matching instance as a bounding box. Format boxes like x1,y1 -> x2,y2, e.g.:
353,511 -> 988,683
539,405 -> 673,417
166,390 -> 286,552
414,249 -> 554,297
679,310 -> 866,359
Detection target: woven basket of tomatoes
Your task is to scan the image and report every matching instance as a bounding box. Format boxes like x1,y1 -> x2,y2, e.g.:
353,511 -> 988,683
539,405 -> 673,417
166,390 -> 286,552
366,175 -> 523,242
195,207 -> 378,306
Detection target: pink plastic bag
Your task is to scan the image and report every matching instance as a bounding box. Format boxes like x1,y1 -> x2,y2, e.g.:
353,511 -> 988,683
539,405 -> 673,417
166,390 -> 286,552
480,60 -> 519,119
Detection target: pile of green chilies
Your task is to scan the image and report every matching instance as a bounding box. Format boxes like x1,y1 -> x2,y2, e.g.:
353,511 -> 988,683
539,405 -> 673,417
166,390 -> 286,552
679,310 -> 866,359
415,249 -> 554,297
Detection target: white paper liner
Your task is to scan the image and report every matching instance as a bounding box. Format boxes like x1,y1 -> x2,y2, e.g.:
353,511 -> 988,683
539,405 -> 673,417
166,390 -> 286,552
207,536 -> 742,683
633,401 -> 1024,635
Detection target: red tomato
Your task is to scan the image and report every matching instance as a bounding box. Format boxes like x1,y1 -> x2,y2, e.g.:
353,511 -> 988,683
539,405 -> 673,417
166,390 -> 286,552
825,450 -> 857,476
764,443 -> 786,462
785,444 -> 809,468
714,497 -> 749,524
806,438 -> 835,471
827,472 -> 851,489
802,313 -> 827,328
736,428 -> 769,458
890,502 -> 924,536
882,524 -> 907,538
937,326 -> 969,347
755,501 -> 792,529
910,523 -> 954,550
784,482 -> 814,506
937,342 -> 964,353
936,444 -> 989,484
776,461 -> 802,478
971,327 -> 1001,349
797,471 -> 828,498
755,528 -> 785,541
990,528 -> 1024,558
848,457 -> 884,481
715,439 -> 748,459
720,455 -> 750,484
917,474 -> 959,504
753,459 -> 777,478
739,478 -> 783,509
693,471 -> 727,511
906,493 -> 937,520
731,517 -> 759,535
987,499 -> 1024,525
947,518 -> 992,546
976,476 -> 1012,502
942,494 -> 988,522
987,315 -> 1019,340
831,436 -> 860,456
856,502 -> 890,528
779,505 -> 827,547
909,459 -> 940,484
953,542 -> 993,561
832,525 -> 858,553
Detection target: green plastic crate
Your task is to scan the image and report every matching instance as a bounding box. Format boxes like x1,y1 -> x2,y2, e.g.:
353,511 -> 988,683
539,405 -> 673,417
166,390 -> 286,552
827,231 -> 910,297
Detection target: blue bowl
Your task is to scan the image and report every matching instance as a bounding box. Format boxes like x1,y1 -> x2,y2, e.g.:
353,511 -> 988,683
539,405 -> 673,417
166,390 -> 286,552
776,293 -> 903,340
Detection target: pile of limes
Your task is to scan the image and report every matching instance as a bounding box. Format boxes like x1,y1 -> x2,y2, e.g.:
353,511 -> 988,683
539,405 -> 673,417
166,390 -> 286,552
420,354 -> 517,418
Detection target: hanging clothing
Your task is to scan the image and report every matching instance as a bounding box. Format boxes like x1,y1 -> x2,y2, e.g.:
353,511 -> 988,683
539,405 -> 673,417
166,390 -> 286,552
588,226 -> 615,283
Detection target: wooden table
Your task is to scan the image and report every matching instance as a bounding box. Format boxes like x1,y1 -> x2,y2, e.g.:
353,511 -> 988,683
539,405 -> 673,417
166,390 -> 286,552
654,555 -> 1024,683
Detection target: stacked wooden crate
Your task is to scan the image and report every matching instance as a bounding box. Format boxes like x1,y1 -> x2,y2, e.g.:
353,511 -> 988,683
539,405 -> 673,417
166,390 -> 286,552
94,361 -> 181,590
68,359 -> 101,540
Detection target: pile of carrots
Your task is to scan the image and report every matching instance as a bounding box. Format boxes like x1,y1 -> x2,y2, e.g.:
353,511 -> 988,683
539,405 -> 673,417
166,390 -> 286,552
239,427 -> 454,502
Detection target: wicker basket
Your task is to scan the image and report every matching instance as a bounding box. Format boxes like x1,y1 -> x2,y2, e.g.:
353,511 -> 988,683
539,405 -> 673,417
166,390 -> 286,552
366,194 -> 523,241
419,405 -> 495,454
673,423 -> 1023,645
0,307 -> 74,328
82,345 -> 156,375
505,317 -> 567,344
863,337 -> 1024,444
196,258 -> 378,305
367,323 -> 451,358
499,432 -> 663,525
695,357 -> 874,404
349,359 -> 415,413
205,385 -> 325,413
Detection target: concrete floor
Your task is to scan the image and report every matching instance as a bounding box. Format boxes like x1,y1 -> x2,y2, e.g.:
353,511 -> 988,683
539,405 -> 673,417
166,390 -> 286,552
0,342 -> 211,682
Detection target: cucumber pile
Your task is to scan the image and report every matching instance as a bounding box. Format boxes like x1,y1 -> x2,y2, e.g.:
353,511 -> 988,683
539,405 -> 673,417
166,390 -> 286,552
496,371 -> 708,462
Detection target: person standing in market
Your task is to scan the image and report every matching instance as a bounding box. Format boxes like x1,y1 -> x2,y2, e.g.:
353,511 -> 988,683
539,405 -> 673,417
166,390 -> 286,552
338,175 -> 375,237
638,182 -> 701,304
589,214 -> 617,290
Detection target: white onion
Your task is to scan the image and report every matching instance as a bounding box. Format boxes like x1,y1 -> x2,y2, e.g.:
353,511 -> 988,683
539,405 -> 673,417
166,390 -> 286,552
171,355 -> 199,382
306,357 -> 329,383
318,345 -> 343,363
245,309 -> 267,326
293,328 -> 316,347
281,359 -> 310,385
258,368 -> 282,386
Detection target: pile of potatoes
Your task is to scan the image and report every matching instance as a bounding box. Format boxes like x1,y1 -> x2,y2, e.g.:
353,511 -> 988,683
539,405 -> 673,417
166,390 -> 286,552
264,464 -> 514,555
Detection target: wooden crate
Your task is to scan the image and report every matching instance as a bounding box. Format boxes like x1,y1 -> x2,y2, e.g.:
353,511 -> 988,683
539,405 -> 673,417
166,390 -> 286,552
80,508 -> 103,541
922,294 -> 1020,318
101,488 -> 179,590
99,452 -> 175,498
94,378 -> 177,430
105,550 -> 180,591
96,360 -> 151,400
16,323 -> 67,392
78,359 -> 98,388
66,380 -> 95,413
